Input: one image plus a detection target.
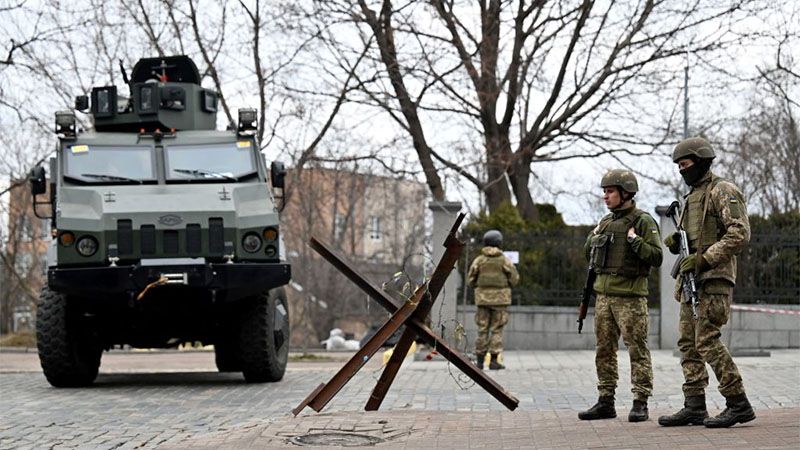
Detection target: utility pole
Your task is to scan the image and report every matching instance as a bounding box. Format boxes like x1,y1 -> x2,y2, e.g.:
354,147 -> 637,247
683,54 -> 690,139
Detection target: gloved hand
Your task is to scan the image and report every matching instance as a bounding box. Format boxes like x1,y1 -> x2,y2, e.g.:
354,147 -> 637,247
663,232 -> 681,254
679,253 -> 709,274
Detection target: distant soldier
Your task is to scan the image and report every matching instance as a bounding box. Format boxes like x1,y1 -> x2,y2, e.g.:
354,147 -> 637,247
468,230 -> 519,370
659,137 -> 755,428
579,170 -> 662,422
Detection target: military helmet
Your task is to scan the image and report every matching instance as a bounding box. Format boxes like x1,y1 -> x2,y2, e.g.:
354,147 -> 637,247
483,230 -> 503,247
600,169 -> 638,193
672,137 -> 716,162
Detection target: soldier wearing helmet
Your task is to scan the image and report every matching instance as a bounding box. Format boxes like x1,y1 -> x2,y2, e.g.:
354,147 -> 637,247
579,169 -> 662,423
659,137 -> 755,429
467,229 -> 519,370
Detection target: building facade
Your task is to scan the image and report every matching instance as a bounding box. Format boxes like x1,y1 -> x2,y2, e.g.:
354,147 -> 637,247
279,166 -> 427,348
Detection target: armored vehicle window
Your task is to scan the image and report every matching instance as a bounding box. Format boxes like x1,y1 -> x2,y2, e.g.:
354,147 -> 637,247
165,142 -> 257,182
63,145 -> 155,184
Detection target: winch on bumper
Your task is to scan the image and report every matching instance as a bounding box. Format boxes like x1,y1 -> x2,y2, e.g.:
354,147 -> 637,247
47,259 -> 291,301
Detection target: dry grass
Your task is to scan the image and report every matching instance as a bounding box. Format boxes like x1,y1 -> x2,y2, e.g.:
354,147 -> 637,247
289,352 -> 336,362
0,331 -> 36,348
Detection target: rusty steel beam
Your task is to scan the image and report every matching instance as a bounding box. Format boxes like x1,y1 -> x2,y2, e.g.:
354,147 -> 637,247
294,215 -> 518,414
366,213 -> 466,410
307,237 -> 402,314
291,249 -> 435,415
291,382 -> 325,416
411,320 -> 518,411
294,288 -> 424,415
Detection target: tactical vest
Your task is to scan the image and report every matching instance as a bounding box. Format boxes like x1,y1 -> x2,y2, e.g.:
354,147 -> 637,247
590,208 -> 650,278
681,176 -> 725,253
476,254 -> 510,289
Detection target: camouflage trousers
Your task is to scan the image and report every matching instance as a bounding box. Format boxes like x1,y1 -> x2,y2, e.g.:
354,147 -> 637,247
474,305 -> 509,355
677,279 -> 745,397
594,294 -> 653,401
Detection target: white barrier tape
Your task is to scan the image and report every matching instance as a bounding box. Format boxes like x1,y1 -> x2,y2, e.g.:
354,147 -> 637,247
731,305 -> 800,316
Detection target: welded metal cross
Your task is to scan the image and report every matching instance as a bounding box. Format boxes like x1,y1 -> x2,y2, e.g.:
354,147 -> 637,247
292,213 -> 518,415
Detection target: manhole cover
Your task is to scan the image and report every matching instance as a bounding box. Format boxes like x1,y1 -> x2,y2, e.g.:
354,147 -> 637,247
291,432 -> 384,447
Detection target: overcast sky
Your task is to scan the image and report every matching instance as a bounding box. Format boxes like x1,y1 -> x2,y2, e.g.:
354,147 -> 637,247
1,1 -> 797,231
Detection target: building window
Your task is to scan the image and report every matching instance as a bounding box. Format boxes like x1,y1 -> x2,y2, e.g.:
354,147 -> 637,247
19,215 -> 34,240
40,218 -> 51,238
369,216 -> 381,240
334,213 -> 346,240
16,253 -> 33,274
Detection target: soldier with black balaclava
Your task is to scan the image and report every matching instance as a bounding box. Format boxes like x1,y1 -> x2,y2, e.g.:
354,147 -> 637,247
658,137 -> 756,429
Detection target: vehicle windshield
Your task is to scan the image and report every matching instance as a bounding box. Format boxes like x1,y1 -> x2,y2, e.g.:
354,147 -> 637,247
64,145 -> 155,183
166,142 -> 256,182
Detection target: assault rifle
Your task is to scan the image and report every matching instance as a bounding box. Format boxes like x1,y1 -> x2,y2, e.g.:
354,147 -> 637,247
577,246 -> 597,334
666,201 -> 699,320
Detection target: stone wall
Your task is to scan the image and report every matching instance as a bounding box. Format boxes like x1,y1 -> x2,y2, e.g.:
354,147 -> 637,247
457,304 -> 799,350
724,306 -> 800,349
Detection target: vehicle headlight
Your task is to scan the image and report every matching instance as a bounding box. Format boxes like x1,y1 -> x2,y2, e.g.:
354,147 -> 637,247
58,231 -> 75,246
262,227 -> 278,242
76,236 -> 98,257
242,233 -> 262,253
264,245 -> 277,258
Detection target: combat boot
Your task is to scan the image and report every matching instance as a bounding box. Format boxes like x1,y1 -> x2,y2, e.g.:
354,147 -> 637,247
658,395 -> 707,426
488,353 -> 505,370
578,396 -> 616,420
703,393 -> 756,428
475,353 -> 486,370
628,400 -> 649,422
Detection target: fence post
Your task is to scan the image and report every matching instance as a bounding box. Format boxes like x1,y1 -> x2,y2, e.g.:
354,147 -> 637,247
429,201 -> 463,345
655,205 -> 680,349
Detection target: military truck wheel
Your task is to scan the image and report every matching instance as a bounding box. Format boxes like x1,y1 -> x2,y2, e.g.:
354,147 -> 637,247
36,286 -> 102,387
214,337 -> 242,372
239,287 -> 289,382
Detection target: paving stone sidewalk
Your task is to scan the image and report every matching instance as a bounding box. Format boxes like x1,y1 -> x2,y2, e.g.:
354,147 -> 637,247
171,408 -> 800,449
1,348 -> 798,448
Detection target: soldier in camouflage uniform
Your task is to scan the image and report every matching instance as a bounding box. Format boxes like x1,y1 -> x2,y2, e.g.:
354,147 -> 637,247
658,137 -> 756,428
579,170 -> 662,423
468,230 -> 519,370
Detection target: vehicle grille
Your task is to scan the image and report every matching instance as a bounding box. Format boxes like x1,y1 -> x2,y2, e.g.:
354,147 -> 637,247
186,224 -> 201,254
116,219 -> 226,257
117,219 -> 133,255
209,218 -> 224,254
163,230 -> 179,254
141,225 -> 156,254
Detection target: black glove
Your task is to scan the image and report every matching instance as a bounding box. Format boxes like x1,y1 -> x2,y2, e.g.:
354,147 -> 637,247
663,232 -> 681,255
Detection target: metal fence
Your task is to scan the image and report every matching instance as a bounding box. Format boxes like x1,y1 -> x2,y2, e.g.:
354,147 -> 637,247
459,225 -> 799,307
734,229 -> 800,304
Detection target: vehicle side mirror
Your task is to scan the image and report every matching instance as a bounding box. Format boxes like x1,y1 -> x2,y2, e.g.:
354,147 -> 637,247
270,161 -> 286,189
75,95 -> 89,112
29,166 -> 46,195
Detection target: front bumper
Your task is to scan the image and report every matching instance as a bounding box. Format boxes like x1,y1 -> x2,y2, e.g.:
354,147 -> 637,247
47,262 -> 291,301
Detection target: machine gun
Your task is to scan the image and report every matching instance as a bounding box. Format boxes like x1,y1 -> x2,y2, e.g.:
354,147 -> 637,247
666,201 -> 699,320
577,246 -> 597,334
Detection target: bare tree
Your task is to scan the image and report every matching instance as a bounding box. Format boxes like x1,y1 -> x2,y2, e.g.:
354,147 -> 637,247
756,2 -> 799,108
310,0 -> 779,222
0,183 -> 49,334
281,151 -> 427,344
717,72 -> 800,216
0,1 -> 374,338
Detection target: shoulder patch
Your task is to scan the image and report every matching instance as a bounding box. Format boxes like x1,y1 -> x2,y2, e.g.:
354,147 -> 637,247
712,179 -> 742,196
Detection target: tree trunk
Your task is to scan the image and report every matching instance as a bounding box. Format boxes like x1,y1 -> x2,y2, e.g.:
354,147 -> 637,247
358,1 -> 446,202
508,154 -> 539,223
483,133 -> 512,212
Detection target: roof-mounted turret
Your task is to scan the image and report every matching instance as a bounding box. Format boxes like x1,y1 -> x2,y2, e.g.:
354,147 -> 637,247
84,55 -> 219,132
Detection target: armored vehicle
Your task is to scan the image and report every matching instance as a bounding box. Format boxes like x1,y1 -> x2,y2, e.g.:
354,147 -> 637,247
29,56 -> 291,387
